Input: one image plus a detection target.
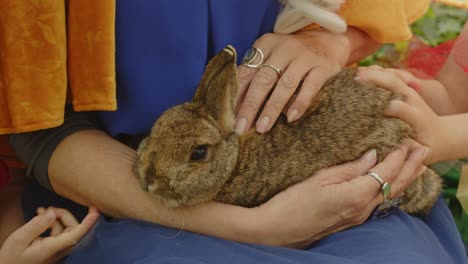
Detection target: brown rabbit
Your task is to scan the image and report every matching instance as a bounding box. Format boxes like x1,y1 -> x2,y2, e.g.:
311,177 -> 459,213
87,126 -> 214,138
134,46 -> 442,215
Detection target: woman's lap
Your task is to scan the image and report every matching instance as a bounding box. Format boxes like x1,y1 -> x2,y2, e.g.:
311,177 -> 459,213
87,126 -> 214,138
22,180 -> 468,264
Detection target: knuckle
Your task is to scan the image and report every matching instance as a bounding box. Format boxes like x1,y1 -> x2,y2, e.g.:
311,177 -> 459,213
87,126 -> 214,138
238,67 -> 256,82
256,33 -> 275,46
282,38 -> 301,49
349,195 -> 365,209
266,99 -> 286,114
241,99 -> 260,113
252,70 -> 277,87
278,74 -> 299,91
291,98 -> 309,112
302,77 -> 321,93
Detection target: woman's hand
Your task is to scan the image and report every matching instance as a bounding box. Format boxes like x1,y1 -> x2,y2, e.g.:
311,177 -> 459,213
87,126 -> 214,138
0,207 -> 99,264
356,68 -> 448,164
235,29 -> 351,134
244,142 -> 427,248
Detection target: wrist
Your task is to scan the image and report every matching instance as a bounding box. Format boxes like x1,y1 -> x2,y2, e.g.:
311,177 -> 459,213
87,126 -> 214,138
231,207 -> 280,245
429,116 -> 448,163
344,27 -> 381,64
433,114 -> 468,162
296,29 -> 350,68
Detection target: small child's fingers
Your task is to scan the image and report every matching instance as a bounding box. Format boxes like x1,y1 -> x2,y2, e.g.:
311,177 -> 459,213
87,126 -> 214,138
41,207 -> 99,254
359,65 -> 384,71
30,236 -> 44,247
384,68 -> 424,92
384,100 -> 419,128
356,69 -> 416,98
52,208 -> 80,228
38,207 -> 66,236
50,221 -> 65,236
383,68 -> 415,82
4,209 -> 56,250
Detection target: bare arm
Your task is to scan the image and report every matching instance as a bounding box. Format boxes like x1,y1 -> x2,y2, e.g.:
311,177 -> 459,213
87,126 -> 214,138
436,55 -> 468,114
47,128 -> 425,248
48,129 -> 259,242
436,22 -> 468,114
436,113 -> 468,161
345,27 -> 381,65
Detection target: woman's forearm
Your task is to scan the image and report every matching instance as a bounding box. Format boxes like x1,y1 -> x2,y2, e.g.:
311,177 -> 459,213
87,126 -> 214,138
48,130 -> 266,243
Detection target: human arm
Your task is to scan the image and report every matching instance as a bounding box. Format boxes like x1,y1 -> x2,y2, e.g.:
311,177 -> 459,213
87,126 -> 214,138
0,207 -> 98,264
235,26 -> 380,134
235,0 -> 432,134
357,68 -> 468,163
41,128 -> 425,247
436,22 -> 468,114
10,105 -> 425,247
437,21 -> 468,113
367,67 -> 457,115
384,22 -> 468,115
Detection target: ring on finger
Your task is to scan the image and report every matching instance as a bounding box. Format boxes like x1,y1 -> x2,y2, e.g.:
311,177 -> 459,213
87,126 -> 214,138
366,171 -> 391,202
261,63 -> 284,76
242,47 -> 265,69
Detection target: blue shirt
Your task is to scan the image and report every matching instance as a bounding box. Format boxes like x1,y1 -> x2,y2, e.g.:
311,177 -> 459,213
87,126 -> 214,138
99,0 -> 280,136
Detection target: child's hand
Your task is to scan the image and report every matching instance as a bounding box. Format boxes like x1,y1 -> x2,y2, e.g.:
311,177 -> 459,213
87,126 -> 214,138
356,67 -> 447,164
0,206 -> 99,264
367,67 -> 456,115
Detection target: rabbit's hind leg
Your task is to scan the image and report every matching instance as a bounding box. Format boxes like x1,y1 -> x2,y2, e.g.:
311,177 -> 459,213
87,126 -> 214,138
399,169 -> 443,216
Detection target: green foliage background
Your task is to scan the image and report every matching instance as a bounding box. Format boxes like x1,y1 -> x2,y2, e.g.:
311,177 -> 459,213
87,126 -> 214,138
359,3 -> 468,67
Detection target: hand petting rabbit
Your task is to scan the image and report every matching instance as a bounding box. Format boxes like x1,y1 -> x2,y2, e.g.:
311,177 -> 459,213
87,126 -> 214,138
134,46 -> 442,215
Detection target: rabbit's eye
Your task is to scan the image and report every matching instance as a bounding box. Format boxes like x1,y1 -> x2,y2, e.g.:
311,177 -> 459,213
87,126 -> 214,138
190,145 -> 208,161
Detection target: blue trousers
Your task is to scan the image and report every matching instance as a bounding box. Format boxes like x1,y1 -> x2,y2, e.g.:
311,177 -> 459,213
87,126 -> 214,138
22,180 -> 468,264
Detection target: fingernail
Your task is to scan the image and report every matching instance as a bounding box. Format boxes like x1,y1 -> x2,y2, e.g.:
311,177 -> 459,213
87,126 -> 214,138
287,109 -> 299,123
418,165 -> 428,175
45,209 -> 56,221
385,100 -> 397,113
363,149 -> 377,163
37,207 -> 45,214
256,116 -> 270,133
235,118 -> 248,134
422,147 -> 429,160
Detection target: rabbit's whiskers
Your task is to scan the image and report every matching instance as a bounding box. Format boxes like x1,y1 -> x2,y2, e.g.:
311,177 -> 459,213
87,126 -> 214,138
151,217 -> 185,239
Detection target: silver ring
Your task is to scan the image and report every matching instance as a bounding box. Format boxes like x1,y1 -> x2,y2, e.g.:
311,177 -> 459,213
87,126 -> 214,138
366,171 -> 391,201
242,47 -> 265,69
261,63 -> 284,76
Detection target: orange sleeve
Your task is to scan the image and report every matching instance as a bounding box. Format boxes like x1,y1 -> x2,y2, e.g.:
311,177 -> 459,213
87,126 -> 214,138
0,1 -> 116,135
339,0 -> 431,43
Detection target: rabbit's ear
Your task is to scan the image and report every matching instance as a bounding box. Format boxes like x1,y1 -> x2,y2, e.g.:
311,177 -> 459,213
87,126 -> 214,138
193,46 -> 238,135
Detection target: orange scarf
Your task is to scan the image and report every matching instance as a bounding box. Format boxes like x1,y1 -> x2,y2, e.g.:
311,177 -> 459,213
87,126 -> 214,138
0,0 -> 116,134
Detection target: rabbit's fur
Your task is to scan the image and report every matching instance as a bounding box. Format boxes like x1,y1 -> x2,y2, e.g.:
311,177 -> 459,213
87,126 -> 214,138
135,46 -> 442,215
